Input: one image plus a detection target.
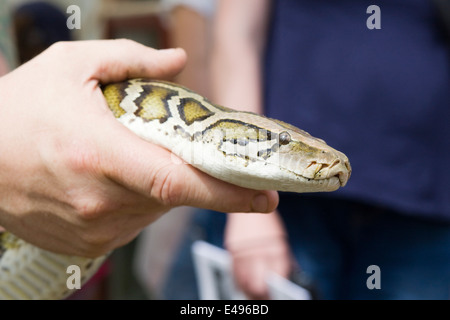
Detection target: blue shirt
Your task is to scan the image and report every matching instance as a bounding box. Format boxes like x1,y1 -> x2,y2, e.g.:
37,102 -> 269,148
264,0 -> 450,220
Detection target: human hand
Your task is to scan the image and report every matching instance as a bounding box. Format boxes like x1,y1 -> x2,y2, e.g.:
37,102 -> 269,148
0,40 -> 278,258
225,211 -> 292,299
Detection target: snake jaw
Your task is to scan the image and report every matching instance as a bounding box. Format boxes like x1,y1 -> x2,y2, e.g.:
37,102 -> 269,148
338,159 -> 352,186
318,158 -> 351,187
299,154 -> 351,188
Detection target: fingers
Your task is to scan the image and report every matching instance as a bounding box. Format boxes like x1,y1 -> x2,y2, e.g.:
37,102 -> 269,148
230,237 -> 293,299
233,256 -> 271,299
158,163 -> 280,213
99,124 -> 278,213
225,213 -> 292,299
78,39 -> 187,84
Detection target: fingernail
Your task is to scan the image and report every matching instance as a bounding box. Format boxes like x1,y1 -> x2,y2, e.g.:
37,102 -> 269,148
251,193 -> 269,213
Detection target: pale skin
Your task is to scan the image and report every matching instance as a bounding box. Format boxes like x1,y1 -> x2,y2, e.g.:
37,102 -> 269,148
0,39 -> 279,258
168,5 -> 212,96
211,0 -> 293,299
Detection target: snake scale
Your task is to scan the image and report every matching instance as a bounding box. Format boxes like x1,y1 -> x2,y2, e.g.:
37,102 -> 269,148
0,79 -> 351,299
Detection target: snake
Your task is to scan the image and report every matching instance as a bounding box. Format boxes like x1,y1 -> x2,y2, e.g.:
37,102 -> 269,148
0,79 -> 351,299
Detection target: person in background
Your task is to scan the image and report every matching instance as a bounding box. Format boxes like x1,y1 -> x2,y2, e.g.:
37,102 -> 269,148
211,0 -> 450,300
161,0 -> 216,96
156,0 -> 221,300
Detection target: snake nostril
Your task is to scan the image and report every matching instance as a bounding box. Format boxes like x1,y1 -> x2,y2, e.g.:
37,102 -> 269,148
329,159 -> 340,169
306,161 -> 317,168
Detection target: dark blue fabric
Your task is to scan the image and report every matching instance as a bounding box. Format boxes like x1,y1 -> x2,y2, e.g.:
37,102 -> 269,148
264,0 -> 450,220
279,195 -> 450,299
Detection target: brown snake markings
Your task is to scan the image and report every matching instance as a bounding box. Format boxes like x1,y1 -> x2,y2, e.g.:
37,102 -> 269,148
133,84 -> 176,123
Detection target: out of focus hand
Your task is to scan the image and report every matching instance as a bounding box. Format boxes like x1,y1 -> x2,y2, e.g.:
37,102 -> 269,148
225,212 -> 292,299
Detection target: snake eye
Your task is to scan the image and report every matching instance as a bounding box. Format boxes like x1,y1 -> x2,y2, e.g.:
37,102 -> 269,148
279,131 -> 291,145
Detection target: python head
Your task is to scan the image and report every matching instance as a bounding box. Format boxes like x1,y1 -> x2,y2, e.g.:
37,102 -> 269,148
201,111 -> 352,193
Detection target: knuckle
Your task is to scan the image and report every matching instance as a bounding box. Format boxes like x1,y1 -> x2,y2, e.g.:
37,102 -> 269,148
46,41 -> 73,57
73,196 -> 111,220
46,41 -> 64,52
152,168 -> 185,207
114,38 -> 145,52
114,38 -> 136,46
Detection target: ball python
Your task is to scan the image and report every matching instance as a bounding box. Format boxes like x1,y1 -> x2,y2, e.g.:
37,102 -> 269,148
0,79 -> 351,299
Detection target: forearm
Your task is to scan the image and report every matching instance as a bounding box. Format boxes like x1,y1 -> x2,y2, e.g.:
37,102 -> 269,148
211,0 -> 287,241
225,212 -> 287,249
210,2 -> 291,299
211,0 -> 280,231
168,5 -> 211,96
210,0 -> 270,113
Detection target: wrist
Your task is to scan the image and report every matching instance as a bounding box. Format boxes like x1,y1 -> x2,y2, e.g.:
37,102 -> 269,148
224,211 -> 287,246
225,233 -> 288,254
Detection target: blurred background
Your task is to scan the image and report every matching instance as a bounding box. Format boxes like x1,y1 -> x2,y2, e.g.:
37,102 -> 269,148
0,0 -> 216,300
2,0 -> 448,301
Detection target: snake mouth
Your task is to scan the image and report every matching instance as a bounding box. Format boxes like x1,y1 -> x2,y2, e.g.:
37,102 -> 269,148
294,174 -> 342,192
338,160 -> 352,186
336,172 -> 348,187
327,159 -> 351,187
300,158 -> 351,187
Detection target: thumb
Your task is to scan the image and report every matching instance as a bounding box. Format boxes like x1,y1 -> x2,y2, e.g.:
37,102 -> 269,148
100,121 -> 279,213
154,159 -> 280,214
